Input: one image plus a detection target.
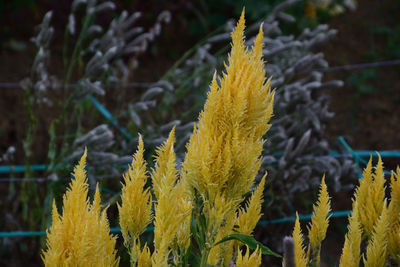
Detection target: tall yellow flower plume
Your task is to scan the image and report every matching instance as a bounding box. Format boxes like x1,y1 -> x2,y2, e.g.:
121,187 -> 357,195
292,213 -> 307,267
151,127 -> 178,200
178,12 -> 274,265
42,149 -> 119,266
118,135 -> 153,262
181,8 -> 274,203
355,156 -> 386,237
152,129 -> 192,266
308,175 -> 331,265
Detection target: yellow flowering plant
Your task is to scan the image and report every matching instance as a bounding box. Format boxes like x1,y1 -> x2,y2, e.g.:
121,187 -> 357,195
43,9 -> 280,267
41,7 -> 400,266
290,156 -> 400,267
118,9 -> 279,266
41,149 -> 119,267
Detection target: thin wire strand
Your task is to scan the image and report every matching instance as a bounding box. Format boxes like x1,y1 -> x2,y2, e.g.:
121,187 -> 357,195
318,59 -> 400,72
0,82 -> 167,89
1,150 -> 399,178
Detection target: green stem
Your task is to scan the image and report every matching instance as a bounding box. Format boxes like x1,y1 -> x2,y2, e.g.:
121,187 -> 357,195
199,247 -> 210,267
64,14 -> 93,86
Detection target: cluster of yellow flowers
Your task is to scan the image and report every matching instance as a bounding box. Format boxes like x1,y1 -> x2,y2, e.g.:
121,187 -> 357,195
42,150 -> 119,267
292,156 -> 400,267
40,7 -> 400,266
42,9 -> 275,267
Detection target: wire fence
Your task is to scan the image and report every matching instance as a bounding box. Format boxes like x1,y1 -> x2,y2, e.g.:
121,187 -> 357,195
318,59 -> 400,72
1,148 -> 399,183
0,145 -> 399,238
0,211 -> 351,238
1,59 -> 400,90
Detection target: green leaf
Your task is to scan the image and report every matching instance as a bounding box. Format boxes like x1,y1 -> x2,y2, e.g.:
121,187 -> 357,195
213,233 -> 281,258
190,214 -> 201,247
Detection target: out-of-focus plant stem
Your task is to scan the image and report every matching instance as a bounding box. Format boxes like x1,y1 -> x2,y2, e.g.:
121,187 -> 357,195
52,12 -> 96,167
64,14 -> 93,86
199,248 -> 211,267
21,81 -> 41,229
162,25 -> 225,80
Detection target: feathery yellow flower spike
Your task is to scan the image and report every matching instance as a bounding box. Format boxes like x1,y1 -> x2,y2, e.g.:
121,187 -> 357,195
182,8 -> 274,203
339,202 -> 362,267
42,149 -> 119,267
292,213 -> 307,267
151,126 -> 178,200
355,156 -> 386,237
308,175 -> 331,265
152,128 -> 192,266
118,135 -> 153,262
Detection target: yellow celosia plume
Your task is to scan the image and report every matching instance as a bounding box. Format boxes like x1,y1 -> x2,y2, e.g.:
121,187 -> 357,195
180,10 -> 274,265
152,129 -> 192,266
118,135 -> 153,264
354,156 -> 386,237
292,213 -> 307,267
181,9 -> 274,203
151,127 -> 178,200
308,175 -> 331,265
118,135 -> 152,245
42,149 -> 119,267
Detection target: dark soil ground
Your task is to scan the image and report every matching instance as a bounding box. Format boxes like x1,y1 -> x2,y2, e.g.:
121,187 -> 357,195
323,0 -> 400,153
0,0 -> 399,266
